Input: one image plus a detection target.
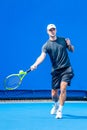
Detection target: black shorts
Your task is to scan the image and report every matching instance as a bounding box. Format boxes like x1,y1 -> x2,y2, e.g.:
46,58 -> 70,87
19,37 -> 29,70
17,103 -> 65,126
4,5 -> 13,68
51,66 -> 74,90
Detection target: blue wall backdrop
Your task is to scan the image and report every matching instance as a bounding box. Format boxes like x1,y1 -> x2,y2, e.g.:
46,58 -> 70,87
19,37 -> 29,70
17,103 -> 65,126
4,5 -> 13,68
0,0 -> 87,91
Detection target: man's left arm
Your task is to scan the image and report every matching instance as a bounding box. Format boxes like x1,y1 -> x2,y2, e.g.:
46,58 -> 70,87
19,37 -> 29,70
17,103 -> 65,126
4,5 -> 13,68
65,38 -> 74,52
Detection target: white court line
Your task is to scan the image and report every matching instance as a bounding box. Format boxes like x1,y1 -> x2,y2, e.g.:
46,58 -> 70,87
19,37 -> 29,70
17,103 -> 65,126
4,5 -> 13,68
0,100 -> 87,104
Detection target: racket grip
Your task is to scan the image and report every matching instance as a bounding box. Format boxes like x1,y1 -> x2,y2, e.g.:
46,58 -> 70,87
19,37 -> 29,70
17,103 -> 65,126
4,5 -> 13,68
26,68 -> 31,73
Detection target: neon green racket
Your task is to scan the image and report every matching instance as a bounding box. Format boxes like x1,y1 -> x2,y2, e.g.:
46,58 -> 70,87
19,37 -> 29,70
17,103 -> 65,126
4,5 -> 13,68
4,68 -> 31,90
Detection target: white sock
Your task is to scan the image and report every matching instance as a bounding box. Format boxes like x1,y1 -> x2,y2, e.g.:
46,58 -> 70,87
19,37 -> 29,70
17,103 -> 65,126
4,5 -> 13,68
58,105 -> 63,112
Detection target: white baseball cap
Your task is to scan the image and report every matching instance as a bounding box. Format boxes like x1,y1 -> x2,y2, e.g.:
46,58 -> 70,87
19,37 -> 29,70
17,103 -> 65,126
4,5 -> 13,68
47,24 -> 56,30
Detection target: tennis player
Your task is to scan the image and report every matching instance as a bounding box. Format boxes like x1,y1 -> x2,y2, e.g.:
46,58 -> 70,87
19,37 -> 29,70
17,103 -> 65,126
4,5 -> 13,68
30,24 -> 74,119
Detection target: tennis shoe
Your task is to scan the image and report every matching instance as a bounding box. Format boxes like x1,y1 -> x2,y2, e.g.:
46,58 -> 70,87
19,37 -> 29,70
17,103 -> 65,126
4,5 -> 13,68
50,105 -> 58,115
56,110 -> 62,119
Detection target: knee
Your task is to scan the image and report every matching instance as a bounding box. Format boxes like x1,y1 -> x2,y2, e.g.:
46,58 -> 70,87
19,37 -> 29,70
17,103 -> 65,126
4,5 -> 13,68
60,81 -> 67,94
60,88 -> 66,95
61,88 -> 66,93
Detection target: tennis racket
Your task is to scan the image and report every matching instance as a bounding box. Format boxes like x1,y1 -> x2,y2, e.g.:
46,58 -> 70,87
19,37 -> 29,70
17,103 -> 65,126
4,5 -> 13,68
4,68 -> 31,90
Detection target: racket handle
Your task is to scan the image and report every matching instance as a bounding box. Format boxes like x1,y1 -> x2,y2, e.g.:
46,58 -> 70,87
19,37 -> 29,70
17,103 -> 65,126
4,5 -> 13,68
26,68 -> 31,73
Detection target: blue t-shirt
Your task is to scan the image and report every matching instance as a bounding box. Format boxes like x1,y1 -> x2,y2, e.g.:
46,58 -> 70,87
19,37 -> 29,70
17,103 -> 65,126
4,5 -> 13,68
42,37 -> 71,72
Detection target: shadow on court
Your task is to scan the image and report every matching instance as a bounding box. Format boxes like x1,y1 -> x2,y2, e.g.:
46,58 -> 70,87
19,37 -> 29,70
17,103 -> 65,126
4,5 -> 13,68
63,114 -> 87,119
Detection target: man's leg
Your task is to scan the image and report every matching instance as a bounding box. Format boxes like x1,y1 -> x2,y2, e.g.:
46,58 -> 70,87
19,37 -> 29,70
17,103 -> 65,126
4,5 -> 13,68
59,81 -> 67,106
50,89 -> 59,114
52,89 -> 58,102
56,81 -> 68,119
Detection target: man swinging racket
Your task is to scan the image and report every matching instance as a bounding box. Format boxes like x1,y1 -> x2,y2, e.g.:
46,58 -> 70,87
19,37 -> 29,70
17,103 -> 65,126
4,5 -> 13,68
30,24 -> 74,119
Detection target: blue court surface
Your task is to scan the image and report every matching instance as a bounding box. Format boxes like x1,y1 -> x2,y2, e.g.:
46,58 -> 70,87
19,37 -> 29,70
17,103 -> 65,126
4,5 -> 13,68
0,101 -> 87,130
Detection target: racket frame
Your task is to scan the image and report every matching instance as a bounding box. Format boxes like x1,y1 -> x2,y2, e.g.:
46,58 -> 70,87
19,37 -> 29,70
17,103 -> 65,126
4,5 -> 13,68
4,68 -> 31,90
4,72 -> 27,90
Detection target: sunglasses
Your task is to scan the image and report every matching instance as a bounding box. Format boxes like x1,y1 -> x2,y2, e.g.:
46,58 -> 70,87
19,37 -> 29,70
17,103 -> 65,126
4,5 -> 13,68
49,28 -> 56,31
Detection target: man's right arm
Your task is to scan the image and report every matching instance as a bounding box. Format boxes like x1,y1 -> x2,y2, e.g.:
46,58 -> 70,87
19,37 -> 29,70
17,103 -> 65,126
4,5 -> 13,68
30,52 -> 46,70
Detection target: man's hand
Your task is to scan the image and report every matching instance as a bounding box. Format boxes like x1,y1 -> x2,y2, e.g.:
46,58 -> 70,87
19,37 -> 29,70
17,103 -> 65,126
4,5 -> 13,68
30,64 -> 37,71
65,38 -> 74,52
65,38 -> 71,46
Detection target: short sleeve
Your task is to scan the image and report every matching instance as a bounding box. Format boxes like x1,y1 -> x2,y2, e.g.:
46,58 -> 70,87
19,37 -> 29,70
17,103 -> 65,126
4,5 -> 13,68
42,43 -> 48,53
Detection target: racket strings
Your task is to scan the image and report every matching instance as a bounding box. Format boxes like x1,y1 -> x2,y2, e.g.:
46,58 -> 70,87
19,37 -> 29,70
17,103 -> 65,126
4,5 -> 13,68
5,76 -> 21,89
